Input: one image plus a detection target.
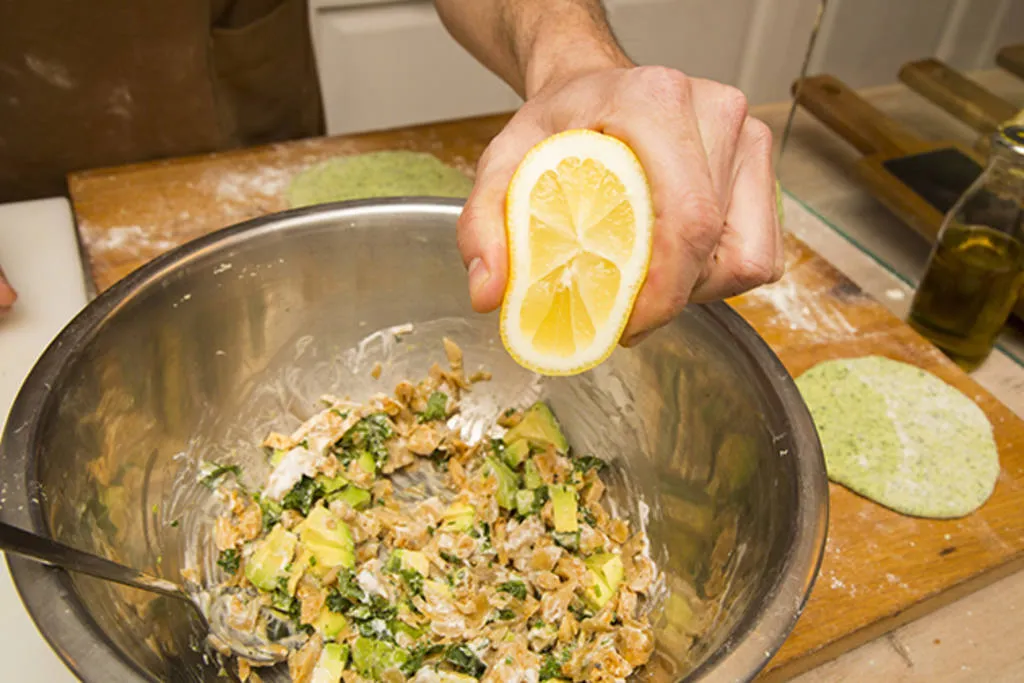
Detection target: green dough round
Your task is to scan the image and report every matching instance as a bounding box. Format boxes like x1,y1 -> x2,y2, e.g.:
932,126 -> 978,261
287,151 -> 474,208
796,356 -> 999,518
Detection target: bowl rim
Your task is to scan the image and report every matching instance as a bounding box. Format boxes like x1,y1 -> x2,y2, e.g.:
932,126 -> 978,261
0,197 -> 828,683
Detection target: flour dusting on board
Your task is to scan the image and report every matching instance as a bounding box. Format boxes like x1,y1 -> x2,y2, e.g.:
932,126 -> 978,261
82,224 -> 178,254
748,276 -> 856,336
213,168 -> 292,203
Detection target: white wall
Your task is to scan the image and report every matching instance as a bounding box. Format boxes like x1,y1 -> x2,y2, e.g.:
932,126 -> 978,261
310,0 -> 1024,136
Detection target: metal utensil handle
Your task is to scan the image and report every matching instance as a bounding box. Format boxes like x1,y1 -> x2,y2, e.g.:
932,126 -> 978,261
0,520 -> 184,601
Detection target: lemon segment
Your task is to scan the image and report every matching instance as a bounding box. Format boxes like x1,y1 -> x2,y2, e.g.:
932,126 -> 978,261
501,130 -> 654,376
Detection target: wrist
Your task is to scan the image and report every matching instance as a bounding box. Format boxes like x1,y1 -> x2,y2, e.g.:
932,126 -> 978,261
521,24 -> 632,99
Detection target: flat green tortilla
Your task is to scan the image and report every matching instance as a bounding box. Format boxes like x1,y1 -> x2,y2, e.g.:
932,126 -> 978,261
796,356 -> 999,518
287,151 -> 474,208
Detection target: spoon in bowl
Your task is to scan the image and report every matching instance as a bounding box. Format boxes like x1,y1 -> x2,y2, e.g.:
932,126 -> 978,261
0,520 -> 290,665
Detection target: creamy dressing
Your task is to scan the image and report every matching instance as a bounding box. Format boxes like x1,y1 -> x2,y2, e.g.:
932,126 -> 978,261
264,447 -> 321,500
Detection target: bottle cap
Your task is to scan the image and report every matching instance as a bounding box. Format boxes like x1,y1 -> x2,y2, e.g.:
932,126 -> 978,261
993,124 -> 1024,157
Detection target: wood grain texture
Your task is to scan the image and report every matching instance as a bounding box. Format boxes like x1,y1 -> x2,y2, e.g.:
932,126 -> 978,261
70,114 -> 511,293
68,110 -> 1024,679
728,238 -> 1024,679
997,44 -> 1024,80
898,58 -> 1017,135
793,73 -> 1024,322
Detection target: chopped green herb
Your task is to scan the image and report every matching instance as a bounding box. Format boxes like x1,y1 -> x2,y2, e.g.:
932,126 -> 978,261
444,643 -> 487,678
335,413 -> 394,466
399,568 -> 424,597
216,548 -> 240,574
199,463 -> 241,489
259,496 -> 283,530
281,475 -> 321,516
169,519 -> 180,528
553,530 -> 580,552
574,455 -> 607,474
580,505 -> 597,526
418,392 -> 449,422
326,570 -> 367,613
401,643 -> 445,676
439,550 -> 462,565
540,650 -> 570,680
498,580 -> 528,600
272,586 -> 301,622
569,600 -> 593,621
492,608 -> 516,621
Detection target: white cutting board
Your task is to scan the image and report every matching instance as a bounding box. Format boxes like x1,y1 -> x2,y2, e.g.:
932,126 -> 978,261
0,196 -> 87,682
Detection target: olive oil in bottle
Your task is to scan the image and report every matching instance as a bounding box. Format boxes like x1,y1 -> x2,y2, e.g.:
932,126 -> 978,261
908,125 -> 1024,371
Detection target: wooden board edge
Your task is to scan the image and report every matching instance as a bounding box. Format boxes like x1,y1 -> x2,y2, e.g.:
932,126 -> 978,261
756,553 -> 1024,681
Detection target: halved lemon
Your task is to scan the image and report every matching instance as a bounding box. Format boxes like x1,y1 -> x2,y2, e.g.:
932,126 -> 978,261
500,129 -> 654,376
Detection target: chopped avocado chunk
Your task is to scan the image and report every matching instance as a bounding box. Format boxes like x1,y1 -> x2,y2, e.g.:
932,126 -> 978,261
390,549 -> 431,577
311,642 -> 348,683
244,524 -> 297,591
523,459 -> 544,490
550,485 -> 579,533
326,485 -> 372,510
515,487 -> 548,517
588,552 -> 625,587
351,637 -> 409,679
583,553 -> 624,609
503,402 -> 569,453
503,440 -> 530,468
316,473 -> 348,493
296,505 -> 355,574
438,673 -> 479,683
423,578 -> 452,601
314,609 -> 348,641
441,502 -> 475,532
355,450 -> 377,478
485,455 -> 521,510
270,449 -> 287,466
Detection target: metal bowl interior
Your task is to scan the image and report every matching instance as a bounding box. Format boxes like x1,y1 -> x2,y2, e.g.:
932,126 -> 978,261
0,198 -> 827,683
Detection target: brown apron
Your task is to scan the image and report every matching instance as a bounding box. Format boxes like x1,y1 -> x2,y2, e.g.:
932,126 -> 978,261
0,0 -> 324,203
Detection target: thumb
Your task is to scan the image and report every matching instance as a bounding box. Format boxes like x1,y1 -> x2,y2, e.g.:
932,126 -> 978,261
458,123 -> 546,313
0,266 -> 16,311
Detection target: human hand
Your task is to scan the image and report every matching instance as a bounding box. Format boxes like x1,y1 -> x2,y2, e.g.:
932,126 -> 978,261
0,266 -> 15,314
458,64 -> 783,346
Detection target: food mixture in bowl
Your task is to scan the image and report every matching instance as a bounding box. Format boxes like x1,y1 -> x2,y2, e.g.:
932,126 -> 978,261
207,340 -> 658,683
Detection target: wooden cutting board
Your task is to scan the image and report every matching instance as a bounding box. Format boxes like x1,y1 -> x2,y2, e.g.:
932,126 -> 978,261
68,114 -> 1024,680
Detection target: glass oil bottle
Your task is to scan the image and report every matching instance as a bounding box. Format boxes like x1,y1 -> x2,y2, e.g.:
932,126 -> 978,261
908,125 -> 1024,371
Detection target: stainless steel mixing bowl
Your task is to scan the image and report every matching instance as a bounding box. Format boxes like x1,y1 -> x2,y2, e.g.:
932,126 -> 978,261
0,198 -> 827,682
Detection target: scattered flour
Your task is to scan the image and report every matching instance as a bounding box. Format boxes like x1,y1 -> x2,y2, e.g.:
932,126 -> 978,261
213,167 -> 293,203
748,277 -> 856,336
84,224 -> 178,253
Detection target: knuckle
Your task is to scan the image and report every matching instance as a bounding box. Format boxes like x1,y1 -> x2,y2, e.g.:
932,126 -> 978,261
633,65 -> 692,102
718,84 -> 749,120
641,265 -> 689,326
676,195 -> 725,249
733,255 -> 778,290
744,116 -> 774,151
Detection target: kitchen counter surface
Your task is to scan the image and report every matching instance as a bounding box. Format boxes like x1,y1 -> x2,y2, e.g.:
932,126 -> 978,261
1,70 -> 1024,682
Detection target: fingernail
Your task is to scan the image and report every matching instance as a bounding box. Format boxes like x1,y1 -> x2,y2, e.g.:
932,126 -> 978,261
623,330 -> 653,348
467,258 -> 490,297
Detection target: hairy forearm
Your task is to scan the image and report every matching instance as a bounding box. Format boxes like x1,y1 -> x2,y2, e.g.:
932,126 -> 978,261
434,0 -> 631,99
